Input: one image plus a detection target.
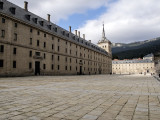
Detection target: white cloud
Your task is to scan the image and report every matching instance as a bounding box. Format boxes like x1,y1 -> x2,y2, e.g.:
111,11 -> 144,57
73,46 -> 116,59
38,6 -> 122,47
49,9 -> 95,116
78,0 -> 160,44
8,0 -> 107,22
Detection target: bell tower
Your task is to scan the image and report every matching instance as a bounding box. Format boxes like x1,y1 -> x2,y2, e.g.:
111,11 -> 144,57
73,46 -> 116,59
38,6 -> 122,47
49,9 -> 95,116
97,23 -> 112,55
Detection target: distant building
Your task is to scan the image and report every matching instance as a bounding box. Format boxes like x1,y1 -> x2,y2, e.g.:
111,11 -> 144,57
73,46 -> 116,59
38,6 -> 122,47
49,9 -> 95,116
112,54 -> 155,75
0,0 -> 112,76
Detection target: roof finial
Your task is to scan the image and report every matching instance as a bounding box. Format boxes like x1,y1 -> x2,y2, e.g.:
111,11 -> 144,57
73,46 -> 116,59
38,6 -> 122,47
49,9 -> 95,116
102,21 -> 105,40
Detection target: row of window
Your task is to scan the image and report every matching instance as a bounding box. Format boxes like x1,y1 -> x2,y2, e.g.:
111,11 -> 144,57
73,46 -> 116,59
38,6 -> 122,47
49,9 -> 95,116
0,60 -> 16,68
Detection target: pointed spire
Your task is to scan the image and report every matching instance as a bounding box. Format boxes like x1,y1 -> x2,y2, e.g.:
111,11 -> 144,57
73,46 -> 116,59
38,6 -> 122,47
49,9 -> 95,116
102,22 -> 106,39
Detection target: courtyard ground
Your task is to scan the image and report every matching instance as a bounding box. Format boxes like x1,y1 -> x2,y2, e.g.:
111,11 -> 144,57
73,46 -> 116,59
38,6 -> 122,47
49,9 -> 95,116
0,75 -> 160,120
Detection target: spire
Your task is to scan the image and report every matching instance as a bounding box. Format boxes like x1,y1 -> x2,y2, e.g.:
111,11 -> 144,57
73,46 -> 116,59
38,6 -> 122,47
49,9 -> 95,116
102,22 -> 106,39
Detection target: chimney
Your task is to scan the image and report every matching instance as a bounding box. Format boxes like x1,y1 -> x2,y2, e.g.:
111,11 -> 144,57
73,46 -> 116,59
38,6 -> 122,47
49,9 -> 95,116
78,31 -> 80,37
75,30 -> 77,36
83,34 -> 85,39
24,1 -> 28,11
89,40 -> 91,43
69,26 -> 71,32
47,14 -> 50,22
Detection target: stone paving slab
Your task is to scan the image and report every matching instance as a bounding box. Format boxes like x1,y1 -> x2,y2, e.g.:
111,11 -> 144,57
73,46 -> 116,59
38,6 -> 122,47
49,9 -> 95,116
0,75 -> 160,120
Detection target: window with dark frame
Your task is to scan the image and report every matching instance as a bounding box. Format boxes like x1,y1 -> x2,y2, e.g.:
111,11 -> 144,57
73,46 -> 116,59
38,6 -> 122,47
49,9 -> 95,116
65,66 -> 67,70
29,62 -> 32,69
58,46 -> 60,52
52,55 -> 54,60
58,56 -> 60,61
44,42 -> 46,48
37,40 -> 39,46
30,38 -> 32,45
29,51 -> 32,57
30,28 -> 32,33
13,61 -> 16,68
0,60 -> 3,67
58,65 -> 60,70
51,64 -> 54,70
0,45 -> 4,53
0,2 -> 4,9
13,48 -> 16,55
14,33 -> 17,41
44,53 -> 46,59
43,64 -> 46,69
1,30 -> 5,38
15,23 -> 17,27
2,18 -> 5,23
52,44 -> 54,50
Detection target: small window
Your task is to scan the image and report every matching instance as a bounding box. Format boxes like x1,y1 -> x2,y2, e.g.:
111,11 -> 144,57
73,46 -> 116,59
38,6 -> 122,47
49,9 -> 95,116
37,40 -> 39,46
25,15 -> 31,21
0,60 -> 3,67
51,64 -> 54,70
13,61 -> 16,68
52,44 -> 54,50
43,64 -> 46,69
58,56 -> 60,61
55,27 -> 57,32
29,62 -> 32,69
58,39 -> 60,42
65,66 -> 67,70
10,7 -> 16,14
0,2 -> 4,9
14,33 -> 17,41
52,36 -> 54,40
2,18 -> 5,23
58,65 -> 60,70
33,18 -> 38,24
37,31 -> 40,35
44,34 -> 46,37
30,28 -> 32,33
29,51 -> 32,57
1,30 -> 5,38
58,46 -> 60,52
0,45 -> 4,53
30,38 -> 32,45
65,57 -> 67,62
70,58 -> 71,63
13,48 -> 16,55
15,23 -> 17,28
35,52 -> 40,56
52,55 -> 54,60
39,21 -> 44,26
44,42 -> 46,48
44,53 -> 46,59
70,66 -> 72,71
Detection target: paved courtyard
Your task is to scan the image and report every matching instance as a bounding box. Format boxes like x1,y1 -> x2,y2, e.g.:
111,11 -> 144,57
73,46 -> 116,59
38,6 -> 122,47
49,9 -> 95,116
0,75 -> 160,120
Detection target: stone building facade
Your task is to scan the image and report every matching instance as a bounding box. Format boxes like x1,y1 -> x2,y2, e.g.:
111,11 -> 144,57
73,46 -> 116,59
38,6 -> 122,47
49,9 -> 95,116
112,54 -> 155,75
0,0 -> 112,76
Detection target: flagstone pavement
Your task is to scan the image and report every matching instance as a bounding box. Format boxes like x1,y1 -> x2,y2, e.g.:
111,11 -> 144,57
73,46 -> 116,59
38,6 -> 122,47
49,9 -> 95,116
0,75 -> 160,120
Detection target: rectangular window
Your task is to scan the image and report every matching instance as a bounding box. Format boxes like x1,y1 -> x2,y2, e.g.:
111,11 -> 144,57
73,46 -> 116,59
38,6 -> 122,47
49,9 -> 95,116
58,46 -> 60,52
2,18 -> 5,23
30,38 -> 32,45
44,34 -> 46,37
58,56 -> 60,61
65,57 -> 67,62
30,28 -> 32,33
65,66 -> 67,70
58,39 -> 60,42
70,66 -> 72,71
0,45 -> 4,52
70,58 -> 71,63
14,33 -> 17,41
37,31 -> 40,35
0,60 -> 3,67
37,40 -> 39,46
65,48 -> 67,53
13,61 -> 16,68
58,65 -> 60,70
15,23 -> 17,28
52,55 -> 54,60
29,51 -> 32,57
13,48 -> 16,55
52,44 -> 54,50
43,64 -> 46,69
44,42 -> 46,48
52,36 -> 54,40
51,64 -> 54,70
1,30 -> 5,38
29,62 -> 32,69
70,50 -> 71,54
35,52 -> 40,56
0,2 -> 4,9
44,53 -> 46,59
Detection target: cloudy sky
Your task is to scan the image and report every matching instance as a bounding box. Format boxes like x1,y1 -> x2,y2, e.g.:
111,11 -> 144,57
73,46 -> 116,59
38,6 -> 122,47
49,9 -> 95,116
8,0 -> 160,44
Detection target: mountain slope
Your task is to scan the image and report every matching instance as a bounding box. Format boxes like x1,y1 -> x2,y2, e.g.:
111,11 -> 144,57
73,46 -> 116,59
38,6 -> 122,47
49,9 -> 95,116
112,37 -> 160,59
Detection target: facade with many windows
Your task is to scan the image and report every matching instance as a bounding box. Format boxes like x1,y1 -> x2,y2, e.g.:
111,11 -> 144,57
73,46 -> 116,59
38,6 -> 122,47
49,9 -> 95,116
0,0 -> 112,76
112,54 -> 155,75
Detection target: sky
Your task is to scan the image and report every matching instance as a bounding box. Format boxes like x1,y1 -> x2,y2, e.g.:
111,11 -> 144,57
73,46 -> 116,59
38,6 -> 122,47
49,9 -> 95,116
8,0 -> 160,44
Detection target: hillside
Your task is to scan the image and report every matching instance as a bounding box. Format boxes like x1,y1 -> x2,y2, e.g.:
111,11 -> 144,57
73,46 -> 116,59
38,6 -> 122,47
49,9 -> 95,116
112,37 -> 160,59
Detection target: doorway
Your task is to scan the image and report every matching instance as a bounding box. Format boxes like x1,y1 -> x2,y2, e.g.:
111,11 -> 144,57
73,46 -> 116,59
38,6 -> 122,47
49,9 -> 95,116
35,61 -> 40,75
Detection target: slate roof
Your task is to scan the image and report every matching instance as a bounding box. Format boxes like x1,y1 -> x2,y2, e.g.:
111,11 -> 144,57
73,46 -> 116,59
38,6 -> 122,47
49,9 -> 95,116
0,0 -> 109,56
112,59 -> 153,64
